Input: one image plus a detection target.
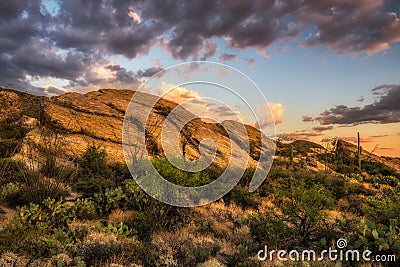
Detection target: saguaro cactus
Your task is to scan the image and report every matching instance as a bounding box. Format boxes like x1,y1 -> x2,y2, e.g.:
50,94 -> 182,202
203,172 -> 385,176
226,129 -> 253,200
357,132 -> 362,170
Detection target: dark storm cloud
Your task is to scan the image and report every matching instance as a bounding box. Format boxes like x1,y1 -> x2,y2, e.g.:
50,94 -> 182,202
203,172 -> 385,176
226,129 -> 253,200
104,64 -> 139,84
1,0 -> 400,93
300,0 -> 400,54
316,85 -> 400,125
0,0 -> 31,20
219,53 -> 238,61
47,86 -> 65,95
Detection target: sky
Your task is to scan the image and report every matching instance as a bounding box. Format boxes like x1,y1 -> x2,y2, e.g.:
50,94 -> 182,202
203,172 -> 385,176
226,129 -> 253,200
0,0 -> 399,156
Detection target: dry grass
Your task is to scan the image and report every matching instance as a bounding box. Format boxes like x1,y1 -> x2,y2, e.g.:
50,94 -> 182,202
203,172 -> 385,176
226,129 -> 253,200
108,209 -> 134,224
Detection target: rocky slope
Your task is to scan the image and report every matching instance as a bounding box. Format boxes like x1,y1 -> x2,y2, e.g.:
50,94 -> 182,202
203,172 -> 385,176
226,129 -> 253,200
0,88 -> 275,171
1,88 -> 399,175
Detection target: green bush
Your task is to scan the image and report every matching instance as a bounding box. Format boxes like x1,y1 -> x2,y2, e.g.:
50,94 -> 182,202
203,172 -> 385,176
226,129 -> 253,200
78,145 -> 110,177
364,196 -> 400,226
253,179 -> 334,249
75,175 -> 115,197
151,157 -> 212,187
223,186 -> 259,209
0,198 -> 74,257
248,208 -> 292,249
362,160 -> 399,178
74,198 -> 97,220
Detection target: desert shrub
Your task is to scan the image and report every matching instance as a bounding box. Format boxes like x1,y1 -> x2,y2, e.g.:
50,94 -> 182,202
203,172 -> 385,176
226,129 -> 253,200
337,195 -> 365,215
151,156 -> 212,187
335,163 -> 353,176
266,165 -> 291,180
108,162 -> 131,186
278,181 -> 333,241
223,186 -> 259,210
75,146 -> 130,196
75,175 -> 115,197
171,238 -> 220,267
248,179 -> 335,251
123,180 -> 191,239
238,167 -> 255,187
361,160 -> 399,178
125,211 -> 159,240
79,233 -> 123,266
364,175 -> 399,187
0,252 -> 29,266
192,242 -> 220,264
6,172 -> 70,207
78,145 -> 110,176
0,158 -> 29,186
0,182 -> 18,203
112,239 -> 158,266
248,208 -> 292,249
347,182 -> 375,196
0,198 -> 74,258
364,196 -> 400,226
20,237 -> 62,259
0,119 -> 28,158
74,198 -> 97,220
322,175 -> 348,200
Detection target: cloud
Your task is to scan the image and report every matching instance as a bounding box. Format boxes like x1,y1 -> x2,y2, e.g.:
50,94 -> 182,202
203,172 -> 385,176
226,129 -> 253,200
313,126 -> 334,132
278,131 -> 324,141
128,10 -> 141,24
370,134 -> 389,138
300,1 -> 400,54
137,66 -> 164,78
302,115 -> 314,122
316,84 -> 400,125
219,53 -> 237,61
157,82 -> 245,122
1,1 -> 400,93
46,86 -> 65,95
157,82 -> 200,104
256,102 -> 285,127
200,39 -> 218,60
269,103 -> 285,124
341,136 -> 373,143
244,57 -> 256,66
377,147 -> 395,151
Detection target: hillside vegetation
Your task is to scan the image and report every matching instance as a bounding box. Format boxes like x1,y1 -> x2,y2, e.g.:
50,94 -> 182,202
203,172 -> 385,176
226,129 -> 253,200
0,88 -> 399,266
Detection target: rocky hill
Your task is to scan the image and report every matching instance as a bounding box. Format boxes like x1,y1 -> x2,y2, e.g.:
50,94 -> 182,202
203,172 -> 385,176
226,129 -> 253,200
1,88 -> 400,266
0,87 -> 399,176
0,88 -> 275,171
